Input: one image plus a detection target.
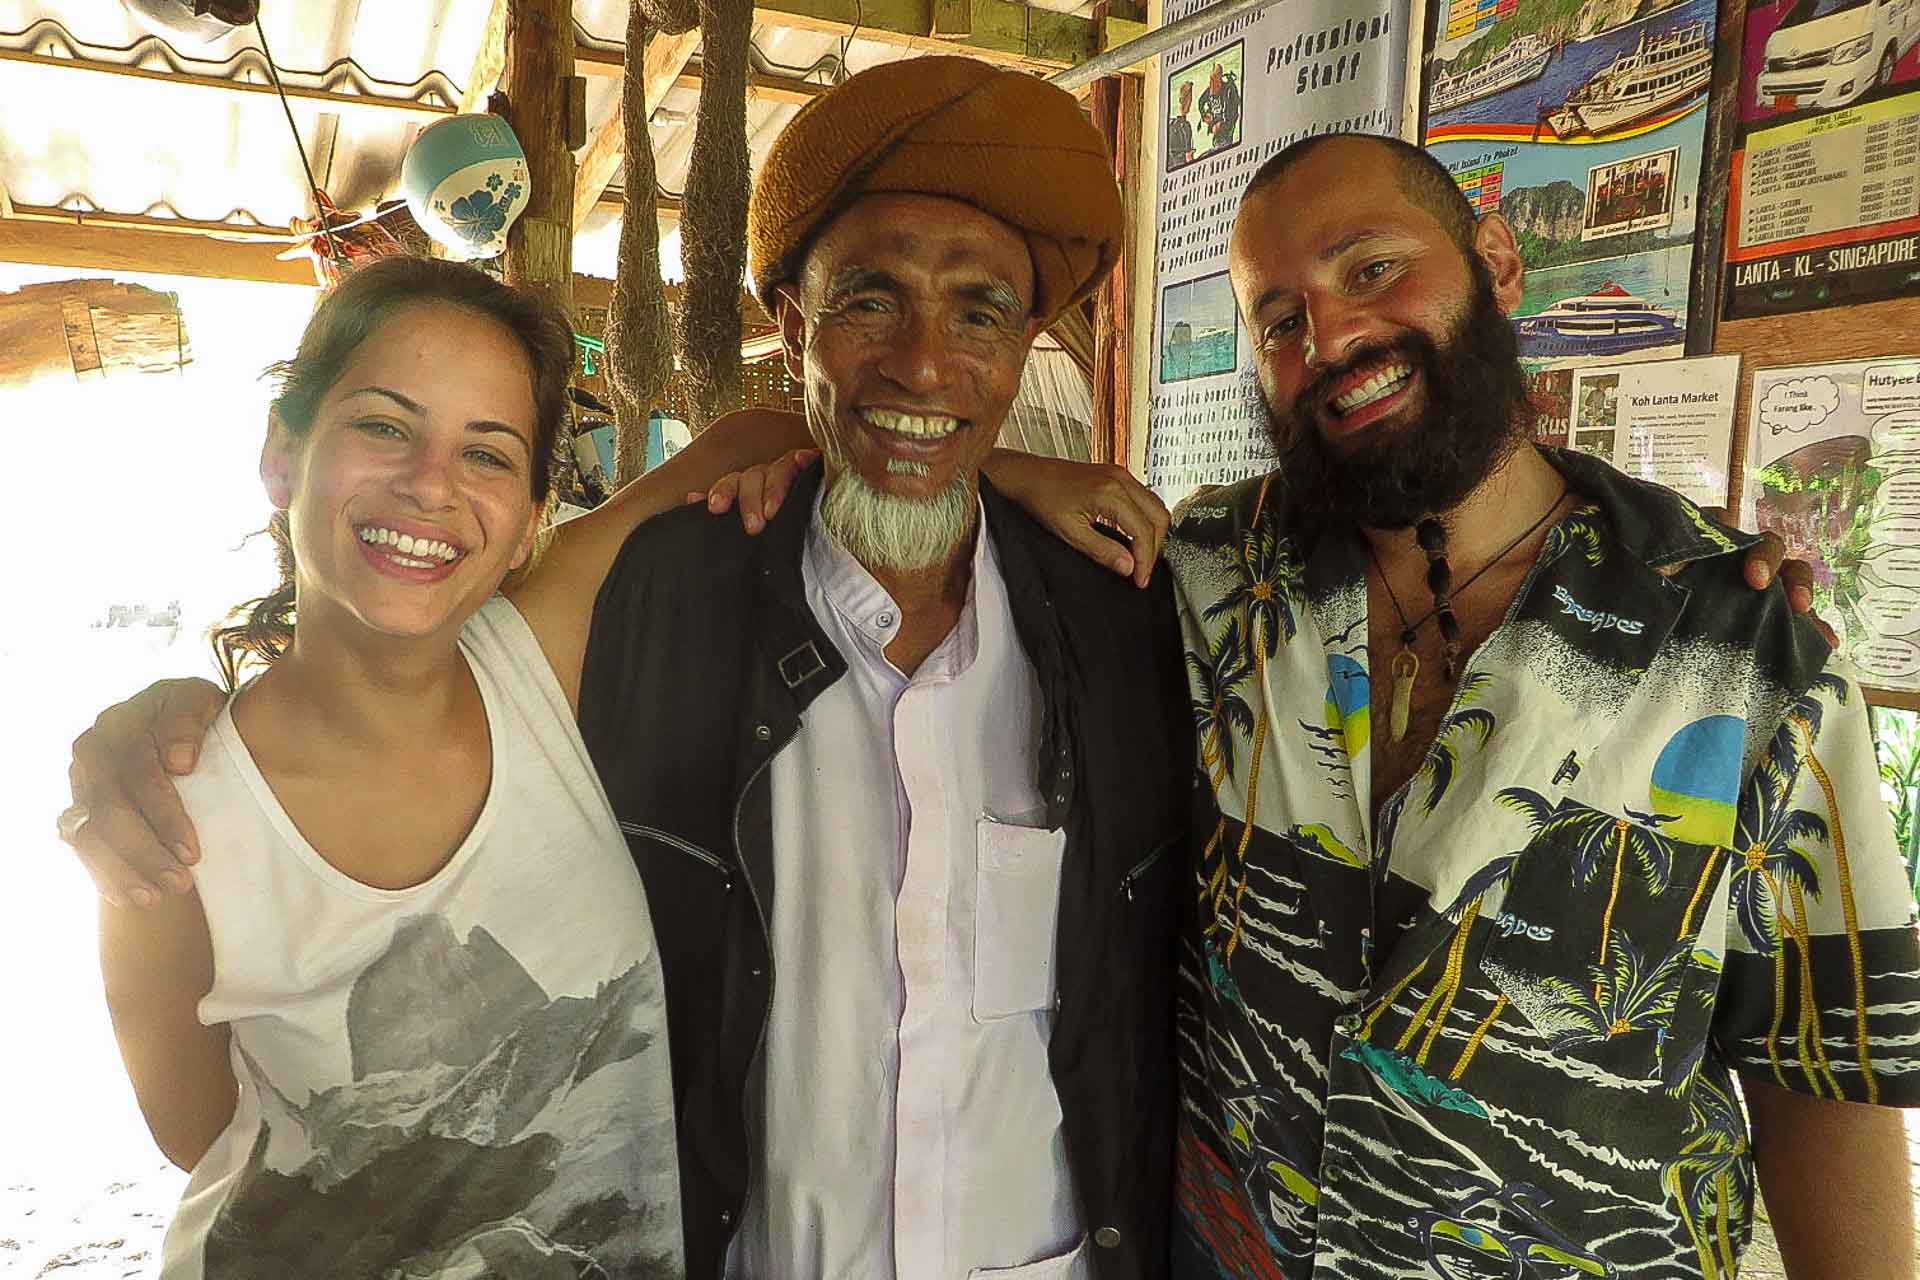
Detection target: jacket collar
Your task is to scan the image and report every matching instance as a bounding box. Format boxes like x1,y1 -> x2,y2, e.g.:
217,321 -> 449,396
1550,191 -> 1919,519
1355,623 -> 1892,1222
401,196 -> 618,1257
1536,445 -> 1759,570
746,461 -> 846,704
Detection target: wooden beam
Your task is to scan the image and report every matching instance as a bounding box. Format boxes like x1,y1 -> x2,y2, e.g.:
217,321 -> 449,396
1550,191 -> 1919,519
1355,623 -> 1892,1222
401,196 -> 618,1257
594,190 -> 683,221
501,0 -> 576,313
573,0 -> 1091,74
577,45 -> 829,104
0,46 -> 455,125
760,0 -> 1090,68
684,62 -> 827,105
460,0 -> 512,112
574,44 -> 626,76
0,217 -> 314,286
573,29 -> 703,231
10,203 -> 296,239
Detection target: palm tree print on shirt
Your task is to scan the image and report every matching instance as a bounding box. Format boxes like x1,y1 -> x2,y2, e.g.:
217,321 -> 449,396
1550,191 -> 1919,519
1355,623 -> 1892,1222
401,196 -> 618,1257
1196,478 -> 1307,958
1191,616 -> 1255,790
1730,738 -> 1831,1093
1388,853 -> 1520,1072
1780,672 -> 1877,1101
1661,1072 -> 1752,1278
1539,504 -> 1607,570
1494,929 -> 1690,1053
1495,790 -> 1679,977
1417,672 -> 1498,815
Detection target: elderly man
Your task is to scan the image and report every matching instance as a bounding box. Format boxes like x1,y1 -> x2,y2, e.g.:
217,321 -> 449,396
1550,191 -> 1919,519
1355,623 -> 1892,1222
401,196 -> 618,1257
1165,133 -> 1920,1279
61,58 -> 1187,1280
576,58 -> 1188,1279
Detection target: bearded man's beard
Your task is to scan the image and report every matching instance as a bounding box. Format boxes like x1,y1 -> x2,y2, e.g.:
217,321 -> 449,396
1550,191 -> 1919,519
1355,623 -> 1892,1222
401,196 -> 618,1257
1264,264 -> 1531,533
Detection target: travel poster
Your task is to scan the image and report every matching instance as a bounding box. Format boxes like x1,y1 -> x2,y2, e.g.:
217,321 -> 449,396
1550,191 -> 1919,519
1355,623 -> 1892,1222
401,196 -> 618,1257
1724,1 -> 1920,317
1746,355 -> 1920,689
1421,0 -> 1716,370
1568,353 -> 1739,505
1146,0 -> 1411,503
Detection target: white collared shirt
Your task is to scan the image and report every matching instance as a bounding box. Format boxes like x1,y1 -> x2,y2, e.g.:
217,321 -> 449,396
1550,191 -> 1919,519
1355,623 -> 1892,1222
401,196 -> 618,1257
725,497 -> 1086,1280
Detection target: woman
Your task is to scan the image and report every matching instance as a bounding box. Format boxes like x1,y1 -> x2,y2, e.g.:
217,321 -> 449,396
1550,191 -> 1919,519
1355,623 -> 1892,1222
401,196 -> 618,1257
97,257 -> 727,1278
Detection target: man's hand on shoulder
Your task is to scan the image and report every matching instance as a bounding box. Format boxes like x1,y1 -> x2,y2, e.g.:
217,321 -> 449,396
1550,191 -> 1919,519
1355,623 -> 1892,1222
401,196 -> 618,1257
1699,510 -> 1834,644
64,678 -> 224,907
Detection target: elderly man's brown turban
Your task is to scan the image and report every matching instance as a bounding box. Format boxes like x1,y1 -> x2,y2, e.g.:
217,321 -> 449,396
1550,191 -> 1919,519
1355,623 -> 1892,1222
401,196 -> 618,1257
747,56 -> 1122,325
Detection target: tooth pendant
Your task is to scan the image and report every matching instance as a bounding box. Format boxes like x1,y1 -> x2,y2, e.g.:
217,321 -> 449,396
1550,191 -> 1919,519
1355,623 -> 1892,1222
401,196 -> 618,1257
1389,649 -> 1418,743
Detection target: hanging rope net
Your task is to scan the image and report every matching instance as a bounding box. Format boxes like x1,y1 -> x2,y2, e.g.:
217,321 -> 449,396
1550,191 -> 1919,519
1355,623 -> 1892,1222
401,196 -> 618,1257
999,342 -> 1094,462
606,0 -> 696,483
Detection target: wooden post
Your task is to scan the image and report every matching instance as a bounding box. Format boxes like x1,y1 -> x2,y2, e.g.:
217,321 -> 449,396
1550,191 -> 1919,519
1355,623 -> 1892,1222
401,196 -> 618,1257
1089,58 -> 1143,467
500,0 -> 577,316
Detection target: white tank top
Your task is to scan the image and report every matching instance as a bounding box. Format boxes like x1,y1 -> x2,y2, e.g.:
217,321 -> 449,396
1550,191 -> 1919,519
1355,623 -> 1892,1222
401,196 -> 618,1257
161,597 -> 684,1279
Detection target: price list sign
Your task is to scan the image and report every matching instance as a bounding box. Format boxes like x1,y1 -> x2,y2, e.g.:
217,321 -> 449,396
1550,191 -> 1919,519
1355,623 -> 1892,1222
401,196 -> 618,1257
1726,86 -> 1920,317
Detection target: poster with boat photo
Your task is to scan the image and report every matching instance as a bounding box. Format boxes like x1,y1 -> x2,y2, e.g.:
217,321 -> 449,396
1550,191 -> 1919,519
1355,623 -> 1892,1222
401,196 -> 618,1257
1723,0 -> 1920,317
1419,0 -> 1716,369
1145,0 -> 1410,502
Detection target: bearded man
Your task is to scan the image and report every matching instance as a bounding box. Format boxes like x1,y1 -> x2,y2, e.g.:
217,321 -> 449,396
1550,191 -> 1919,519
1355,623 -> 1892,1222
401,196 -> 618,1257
1166,132 -> 1920,1279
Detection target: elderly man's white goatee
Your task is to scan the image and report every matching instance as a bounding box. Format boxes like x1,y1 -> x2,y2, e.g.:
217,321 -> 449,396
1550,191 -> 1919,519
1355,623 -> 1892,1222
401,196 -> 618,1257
820,459 -> 977,572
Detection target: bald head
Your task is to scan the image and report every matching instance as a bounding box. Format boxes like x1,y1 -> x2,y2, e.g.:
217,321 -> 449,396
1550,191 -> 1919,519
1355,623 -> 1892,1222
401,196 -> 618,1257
1242,133 -> 1477,254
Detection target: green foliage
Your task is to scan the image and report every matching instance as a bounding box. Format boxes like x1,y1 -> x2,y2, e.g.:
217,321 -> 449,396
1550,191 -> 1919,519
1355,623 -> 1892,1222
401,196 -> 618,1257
1514,225 -> 1684,270
1871,705 -> 1920,896
1444,0 -> 1587,71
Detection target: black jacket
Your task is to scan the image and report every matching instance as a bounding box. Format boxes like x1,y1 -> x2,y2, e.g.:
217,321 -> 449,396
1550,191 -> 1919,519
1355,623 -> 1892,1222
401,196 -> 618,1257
577,465 -> 1191,1279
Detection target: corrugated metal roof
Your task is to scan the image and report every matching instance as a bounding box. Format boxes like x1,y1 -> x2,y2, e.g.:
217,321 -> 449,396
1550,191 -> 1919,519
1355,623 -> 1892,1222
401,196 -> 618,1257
0,1 -> 1095,273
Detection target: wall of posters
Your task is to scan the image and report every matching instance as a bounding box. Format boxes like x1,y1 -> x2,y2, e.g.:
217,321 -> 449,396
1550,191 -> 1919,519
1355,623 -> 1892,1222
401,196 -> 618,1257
1144,0 -> 1410,502
1421,0 -> 1715,371
1568,353 -> 1739,504
1746,355 -> 1920,689
1724,0 -> 1920,318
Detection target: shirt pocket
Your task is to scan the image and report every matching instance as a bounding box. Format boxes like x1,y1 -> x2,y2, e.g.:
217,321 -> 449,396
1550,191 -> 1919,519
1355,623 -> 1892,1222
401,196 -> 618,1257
1479,799 -> 1731,1085
973,819 -> 1068,1022
967,1235 -> 1089,1279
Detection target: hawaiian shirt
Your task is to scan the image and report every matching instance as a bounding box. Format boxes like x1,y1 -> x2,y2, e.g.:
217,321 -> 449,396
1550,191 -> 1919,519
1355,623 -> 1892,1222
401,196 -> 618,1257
1165,446 -> 1920,1279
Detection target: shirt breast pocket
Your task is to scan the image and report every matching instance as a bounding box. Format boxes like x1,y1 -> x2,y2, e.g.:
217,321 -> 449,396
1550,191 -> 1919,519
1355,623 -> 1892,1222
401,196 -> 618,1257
973,820 -> 1068,1022
1479,799 -> 1731,1084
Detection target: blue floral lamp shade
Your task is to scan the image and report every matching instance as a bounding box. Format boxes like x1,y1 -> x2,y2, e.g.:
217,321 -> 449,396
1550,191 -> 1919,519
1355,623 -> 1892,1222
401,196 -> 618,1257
401,114 -> 530,260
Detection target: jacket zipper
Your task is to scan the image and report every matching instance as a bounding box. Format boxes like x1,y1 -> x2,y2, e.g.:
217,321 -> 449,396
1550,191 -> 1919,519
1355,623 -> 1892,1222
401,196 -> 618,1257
1121,835 -> 1177,901
723,721 -> 795,1268
616,821 -> 732,885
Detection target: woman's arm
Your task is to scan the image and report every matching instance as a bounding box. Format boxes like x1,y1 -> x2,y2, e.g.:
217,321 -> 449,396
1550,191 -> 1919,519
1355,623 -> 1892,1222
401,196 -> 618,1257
508,407 -> 814,710
98,889 -> 235,1171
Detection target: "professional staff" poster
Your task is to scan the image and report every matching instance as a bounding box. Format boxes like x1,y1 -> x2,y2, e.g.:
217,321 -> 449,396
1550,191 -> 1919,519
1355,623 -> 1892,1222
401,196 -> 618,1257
1146,0 -> 1411,502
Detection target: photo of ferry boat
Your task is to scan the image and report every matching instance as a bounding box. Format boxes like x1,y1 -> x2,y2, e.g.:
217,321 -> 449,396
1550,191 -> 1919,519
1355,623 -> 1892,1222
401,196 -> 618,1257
1546,19 -> 1713,138
1513,282 -> 1684,359
1429,33 -> 1555,114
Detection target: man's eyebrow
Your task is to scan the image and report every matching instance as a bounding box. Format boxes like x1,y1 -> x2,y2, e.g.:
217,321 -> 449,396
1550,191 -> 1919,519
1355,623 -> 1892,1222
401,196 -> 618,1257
342,385 -> 530,451
1248,284 -> 1294,320
1246,228 -> 1405,315
824,266 -> 901,300
959,278 -> 1025,316
1319,228 -> 1394,262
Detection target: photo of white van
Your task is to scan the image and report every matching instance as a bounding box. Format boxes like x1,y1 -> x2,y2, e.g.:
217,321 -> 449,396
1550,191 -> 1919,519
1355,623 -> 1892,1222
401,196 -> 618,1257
1754,0 -> 1920,112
